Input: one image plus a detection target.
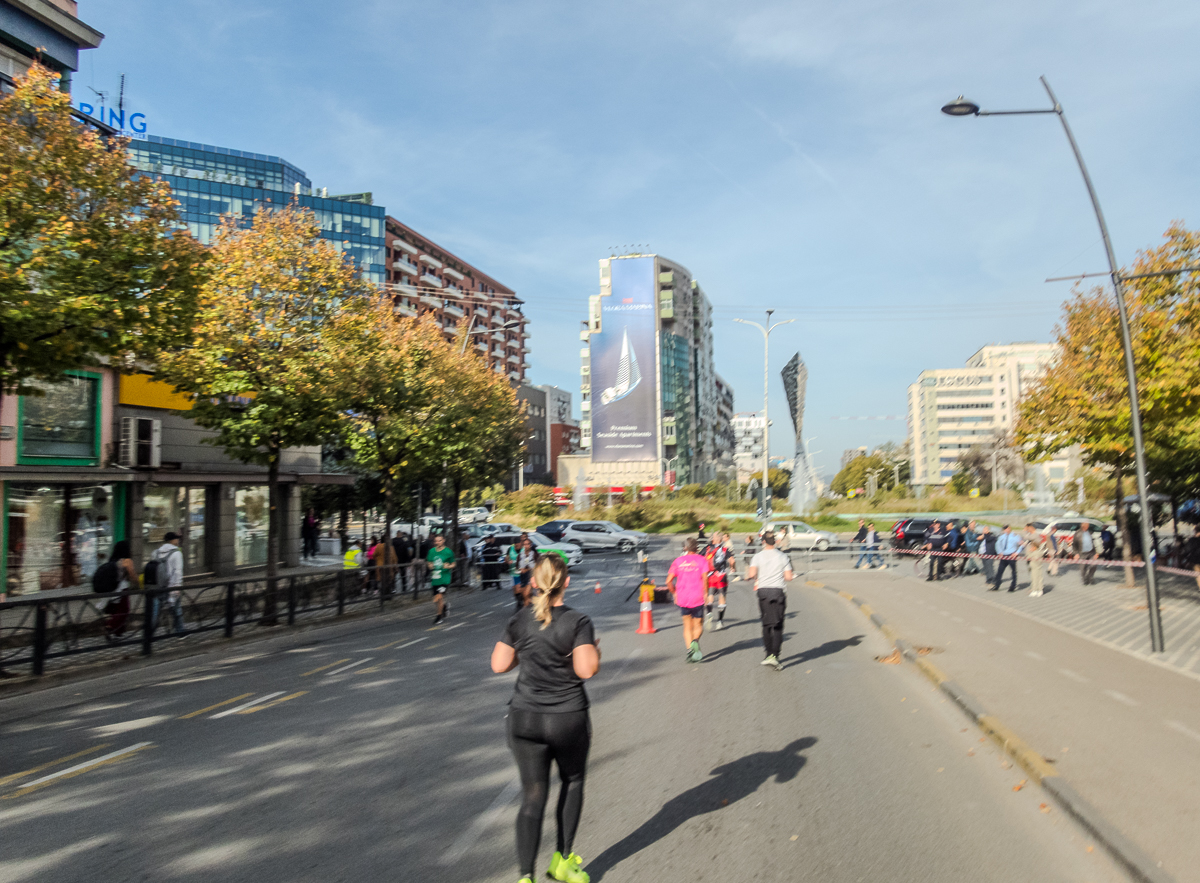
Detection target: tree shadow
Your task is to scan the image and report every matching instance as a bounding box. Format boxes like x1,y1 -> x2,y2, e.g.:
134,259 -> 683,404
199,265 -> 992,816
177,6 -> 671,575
781,635 -> 864,669
586,737 -> 817,880
702,633 -> 796,662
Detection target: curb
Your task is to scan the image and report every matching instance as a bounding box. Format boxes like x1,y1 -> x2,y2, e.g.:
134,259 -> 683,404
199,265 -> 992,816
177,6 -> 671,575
813,581 -> 1176,883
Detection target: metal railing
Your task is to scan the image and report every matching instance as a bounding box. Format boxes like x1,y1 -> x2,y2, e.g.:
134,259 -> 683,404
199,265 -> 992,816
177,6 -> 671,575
0,562 -> 458,678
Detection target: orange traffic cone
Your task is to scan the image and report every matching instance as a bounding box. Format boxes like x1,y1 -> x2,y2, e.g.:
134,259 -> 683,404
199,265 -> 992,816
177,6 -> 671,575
635,580 -> 657,634
595,581 -> 602,594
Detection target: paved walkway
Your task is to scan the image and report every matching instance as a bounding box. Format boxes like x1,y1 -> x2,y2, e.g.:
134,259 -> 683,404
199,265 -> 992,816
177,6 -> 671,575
813,562 -> 1200,882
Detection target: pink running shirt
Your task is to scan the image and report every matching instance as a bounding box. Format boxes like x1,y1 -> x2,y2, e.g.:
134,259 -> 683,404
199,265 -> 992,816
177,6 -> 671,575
668,554 -> 712,608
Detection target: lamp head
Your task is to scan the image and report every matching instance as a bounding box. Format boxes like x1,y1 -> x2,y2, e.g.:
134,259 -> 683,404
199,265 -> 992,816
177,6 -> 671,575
941,96 -> 980,116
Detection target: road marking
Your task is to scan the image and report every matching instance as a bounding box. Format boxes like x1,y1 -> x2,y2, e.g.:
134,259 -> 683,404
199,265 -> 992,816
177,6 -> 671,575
443,623 -> 465,631
439,779 -> 522,865
993,636 -> 1010,646
179,693 -> 254,719
1166,720 -> 1200,743
1025,651 -> 1046,661
4,743 -> 152,798
358,660 -> 398,674
1104,689 -> 1139,707
1058,668 -> 1089,683
394,637 -> 429,650
373,639 -> 404,650
237,692 -> 308,714
0,744 -> 111,787
302,659 -> 350,677
211,693 -> 286,718
326,659 -> 372,676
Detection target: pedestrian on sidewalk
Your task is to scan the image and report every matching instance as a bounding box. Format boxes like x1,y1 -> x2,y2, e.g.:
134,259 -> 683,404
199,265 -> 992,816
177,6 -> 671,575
392,532 -> 413,594
490,554 -> 600,883
372,535 -> 398,597
96,539 -> 137,638
667,537 -> 713,663
978,525 -> 997,583
854,522 -> 885,569
746,531 -> 795,671
1045,529 -> 1060,577
962,520 -> 981,575
149,532 -> 186,635
1026,528 -> 1047,597
301,508 -> 320,559
852,519 -> 867,566
480,534 -> 505,591
924,520 -> 948,581
1100,524 -> 1116,560
1072,524 -> 1098,585
1185,525 -> 1200,590
946,521 -> 964,576
427,533 -> 454,623
992,525 -> 1023,592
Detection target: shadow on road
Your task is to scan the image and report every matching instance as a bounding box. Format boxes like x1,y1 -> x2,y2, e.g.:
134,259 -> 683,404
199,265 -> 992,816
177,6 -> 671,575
782,635 -> 864,669
702,633 -> 796,662
586,737 -> 817,880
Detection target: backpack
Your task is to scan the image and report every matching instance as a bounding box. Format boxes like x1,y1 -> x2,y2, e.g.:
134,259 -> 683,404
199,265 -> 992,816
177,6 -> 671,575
92,560 -> 120,594
143,558 -> 161,588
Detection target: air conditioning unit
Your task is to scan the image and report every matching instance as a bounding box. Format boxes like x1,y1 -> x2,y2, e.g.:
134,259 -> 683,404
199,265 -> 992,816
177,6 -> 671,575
119,417 -> 161,468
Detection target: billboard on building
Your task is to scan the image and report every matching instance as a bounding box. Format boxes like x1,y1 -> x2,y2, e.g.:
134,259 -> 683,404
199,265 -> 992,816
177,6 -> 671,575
591,256 -> 658,462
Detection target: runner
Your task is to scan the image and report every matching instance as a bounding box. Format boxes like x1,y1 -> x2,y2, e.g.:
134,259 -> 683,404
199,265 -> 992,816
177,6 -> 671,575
666,537 -> 712,662
515,536 -> 538,612
426,533 -> 454,623
705,532 -> 733,629
491,554 -> 600,883
746,531 -> 795,671
508,532 -> 529,609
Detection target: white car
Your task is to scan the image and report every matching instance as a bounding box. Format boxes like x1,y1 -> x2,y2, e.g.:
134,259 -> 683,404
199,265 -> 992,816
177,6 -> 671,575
560,521 -> 649,552
458,506 -> 491,524
1030,518 -> 1105,548
760,521 -> 840,552
472,531 -> 584,568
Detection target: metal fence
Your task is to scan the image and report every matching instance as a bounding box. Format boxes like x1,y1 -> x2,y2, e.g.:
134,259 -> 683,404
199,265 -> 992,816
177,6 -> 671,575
0,562 -> 449,678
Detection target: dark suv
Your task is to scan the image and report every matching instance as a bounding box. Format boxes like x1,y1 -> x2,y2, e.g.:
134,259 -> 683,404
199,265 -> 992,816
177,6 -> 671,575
891,517 -> 938,549
537,519 -> 575,542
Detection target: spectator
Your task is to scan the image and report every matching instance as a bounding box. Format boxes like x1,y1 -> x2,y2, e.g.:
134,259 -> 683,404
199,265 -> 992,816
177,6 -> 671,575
1072,523 -> 1098,585
151,532 -> 186,635
992,525 -> 1023,592
479,534 -> 505,591
373,535 -> 398,597
979,525 -> 997,583
301,508 -> 320,559
962,520 -> 981,575
1026,528 -> 1047,597
854,522 -> 884,569
392,532 -> 413,594
924,520 -> 948,582
945,521 -> 962,576
1184,525 -> 1200,590
98,539 -> 138,638
1101,524 -> 1116,560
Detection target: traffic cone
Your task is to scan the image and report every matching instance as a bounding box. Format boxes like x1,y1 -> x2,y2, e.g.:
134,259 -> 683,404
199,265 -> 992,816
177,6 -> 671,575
595,581 -> 602,594
635,580 -> 657,634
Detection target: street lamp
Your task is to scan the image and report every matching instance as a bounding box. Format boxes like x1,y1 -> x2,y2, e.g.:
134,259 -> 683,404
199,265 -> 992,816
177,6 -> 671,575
734,310 -> 795,521
942,76 -> 1165,652
461,317 -> 521,353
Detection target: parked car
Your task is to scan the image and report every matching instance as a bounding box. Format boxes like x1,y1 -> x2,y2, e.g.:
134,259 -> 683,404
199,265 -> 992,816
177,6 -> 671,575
458,506 -> 491,524
390,514 -> 449,541
537,519 -> 577,542
759,521 -> 840,552
490,531 -> 584,568
464,523 -> 528,562
890,517 -> 937,549
560,521 -> 648,552
1030,518 -> 1106,547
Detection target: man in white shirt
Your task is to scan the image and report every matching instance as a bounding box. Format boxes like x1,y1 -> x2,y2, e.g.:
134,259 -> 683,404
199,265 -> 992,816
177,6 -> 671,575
746,532 -> 795,671
152,532 -> 186,635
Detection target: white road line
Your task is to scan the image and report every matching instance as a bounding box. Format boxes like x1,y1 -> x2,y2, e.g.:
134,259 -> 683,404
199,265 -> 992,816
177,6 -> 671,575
212,693 -> 286,718
1025,651 -> 1046,661
443,623 -> 465,631
1104,689 -> 1139,707
394,637 -> 429,650
327,659 -> 372,676
18,743 -> 152,789
1058,668 -> 1089,683
1166,719 -> 1200,743
439,779 -> 521,865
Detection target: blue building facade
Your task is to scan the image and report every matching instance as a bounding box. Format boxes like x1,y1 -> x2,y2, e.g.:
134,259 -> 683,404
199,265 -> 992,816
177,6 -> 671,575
128,136 -> 386,284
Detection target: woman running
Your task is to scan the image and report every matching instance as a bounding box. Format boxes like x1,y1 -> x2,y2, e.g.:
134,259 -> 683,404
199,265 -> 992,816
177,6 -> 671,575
491,554 -> 600,883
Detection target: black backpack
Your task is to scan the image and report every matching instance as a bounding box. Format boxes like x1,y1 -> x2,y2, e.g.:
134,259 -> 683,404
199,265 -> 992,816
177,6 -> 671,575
92,560 -> 120,594
143,557 -> 161,588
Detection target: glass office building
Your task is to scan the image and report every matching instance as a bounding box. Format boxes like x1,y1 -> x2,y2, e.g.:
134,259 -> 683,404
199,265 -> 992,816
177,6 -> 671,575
128,136 -> 386,284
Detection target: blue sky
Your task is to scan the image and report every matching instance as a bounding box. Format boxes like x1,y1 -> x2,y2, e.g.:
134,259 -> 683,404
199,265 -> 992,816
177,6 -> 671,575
80,0 -> 1199,481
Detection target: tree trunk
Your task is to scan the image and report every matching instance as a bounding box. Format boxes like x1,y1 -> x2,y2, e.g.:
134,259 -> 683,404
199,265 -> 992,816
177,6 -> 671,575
338,486 -> 349,553
1114,465 -> 1135,587
451,476 -> 463,586
262,446 -> 281,623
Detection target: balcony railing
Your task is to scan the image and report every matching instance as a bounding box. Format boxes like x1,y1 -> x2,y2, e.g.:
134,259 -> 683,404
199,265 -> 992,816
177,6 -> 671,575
420,273 -> 443,288
393,258 -> 419,275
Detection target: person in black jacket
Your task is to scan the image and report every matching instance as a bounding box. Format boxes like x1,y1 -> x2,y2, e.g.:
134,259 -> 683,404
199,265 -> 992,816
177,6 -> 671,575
924,520 -> 948,581
479,534 -> 505,590
392,532 -> 413,594
979,525 -> 998,583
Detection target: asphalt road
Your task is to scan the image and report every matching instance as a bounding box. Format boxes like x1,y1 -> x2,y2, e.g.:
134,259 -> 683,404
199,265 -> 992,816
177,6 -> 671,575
0,539 -> 1127,882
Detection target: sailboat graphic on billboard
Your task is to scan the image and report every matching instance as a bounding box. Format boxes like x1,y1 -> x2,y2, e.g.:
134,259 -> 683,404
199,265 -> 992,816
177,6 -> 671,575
600,327 -> 642,405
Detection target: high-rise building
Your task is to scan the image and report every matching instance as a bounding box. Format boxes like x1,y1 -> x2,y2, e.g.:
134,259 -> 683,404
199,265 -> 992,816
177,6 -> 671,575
733,412 -> 766,482
385,217 -> 529,385
127,136 -> 386,284
0,0 -> 102,93
907,342 -> 1076,499
576,253 -> 731,488
541,385 -> 579,480
714,374 -> 736,475
841,447 -> 868,470
781,352 -> 818,511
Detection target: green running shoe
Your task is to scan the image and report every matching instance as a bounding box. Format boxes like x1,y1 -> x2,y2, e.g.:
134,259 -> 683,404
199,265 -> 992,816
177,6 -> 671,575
548,851 -> 590,883
518,877 -> 535,883
689,640 -> 703,662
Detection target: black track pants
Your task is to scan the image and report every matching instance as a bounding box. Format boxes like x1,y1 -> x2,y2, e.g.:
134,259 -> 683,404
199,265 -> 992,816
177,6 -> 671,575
757,586 -> 787,657
507,708 -> 591,876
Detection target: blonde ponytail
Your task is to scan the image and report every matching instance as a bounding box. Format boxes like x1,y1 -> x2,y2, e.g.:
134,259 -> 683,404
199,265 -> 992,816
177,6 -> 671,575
531,554 -> 569,629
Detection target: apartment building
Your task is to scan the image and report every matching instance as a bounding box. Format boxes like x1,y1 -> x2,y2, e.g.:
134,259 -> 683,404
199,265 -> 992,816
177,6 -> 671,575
385,217 -> 529,386
0,0 -> 101,92
733,412 -> 766,482
714,374 -> 736,475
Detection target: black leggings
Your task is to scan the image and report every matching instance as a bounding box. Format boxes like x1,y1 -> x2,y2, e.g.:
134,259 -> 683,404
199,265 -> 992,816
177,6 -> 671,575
758,586 -> 786,657
507,708 -> 591,876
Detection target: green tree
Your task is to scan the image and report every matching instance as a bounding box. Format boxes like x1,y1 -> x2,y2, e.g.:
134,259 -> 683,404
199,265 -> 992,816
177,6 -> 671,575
767,467 -> 791,499
156,205 -> 372,612
832,454 -> 887,497
0,63 -> 206,401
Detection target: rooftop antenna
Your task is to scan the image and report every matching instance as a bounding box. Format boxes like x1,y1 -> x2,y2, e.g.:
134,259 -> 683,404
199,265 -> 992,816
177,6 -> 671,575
117,73 -> 125,114
88,84 -> 107,110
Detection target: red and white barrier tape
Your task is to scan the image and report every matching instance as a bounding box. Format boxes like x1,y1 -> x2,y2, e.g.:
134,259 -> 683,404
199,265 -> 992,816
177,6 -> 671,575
891,546 -> 1199,578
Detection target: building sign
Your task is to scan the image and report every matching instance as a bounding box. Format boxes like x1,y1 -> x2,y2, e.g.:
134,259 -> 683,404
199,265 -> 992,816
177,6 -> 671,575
590,256 -> 658,462
77,103 -> 148,138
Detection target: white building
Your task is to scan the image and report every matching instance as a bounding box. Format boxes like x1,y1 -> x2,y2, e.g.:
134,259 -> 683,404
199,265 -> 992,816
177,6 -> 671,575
907,342 -> 1077,501
733,412 -> 766,482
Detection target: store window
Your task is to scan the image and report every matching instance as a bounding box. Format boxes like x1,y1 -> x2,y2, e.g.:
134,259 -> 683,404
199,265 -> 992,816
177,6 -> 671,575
18,372 -> 101,465
4,484 -> 115,596
235,486 -> 268,567
143,486 -> 209,575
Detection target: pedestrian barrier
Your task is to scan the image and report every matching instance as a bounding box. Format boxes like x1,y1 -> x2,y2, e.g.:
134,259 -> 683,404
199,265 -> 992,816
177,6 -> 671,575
635,579 -> 657,634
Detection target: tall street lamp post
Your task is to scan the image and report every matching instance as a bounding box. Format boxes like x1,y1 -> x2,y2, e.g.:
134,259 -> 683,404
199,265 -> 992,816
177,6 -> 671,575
942,76 -> 1164,652
734,311 -> 795,521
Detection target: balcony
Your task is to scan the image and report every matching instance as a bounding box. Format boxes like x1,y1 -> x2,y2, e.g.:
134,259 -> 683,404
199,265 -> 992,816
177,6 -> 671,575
420,273 -> 443,288
508,369 -> 521,380
392,258 -> 419,275
659,292 -> 674,319
493,347 -> 505,357
579,329 -> 589,341
507,354 -> 520,364
659,271 -> 674,284
392,238 -> 418,256
475,340 -> 487,351
420,295 -> 442,308
419,254 -> 443,270
393,282 -> 417,297
475,306 -> 489,317
445,303 -> 465,318
492,331 -> 507,342
444,267 -> 464,281
494,363 -> 506,374
394,303 -> 417,317
581,401 -> 590,412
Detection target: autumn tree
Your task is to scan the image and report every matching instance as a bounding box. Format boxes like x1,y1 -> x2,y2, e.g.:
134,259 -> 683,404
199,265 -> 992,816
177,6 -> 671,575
0,63 -> 206,403
157,205 -> 372,614
1017,222 -> 1200,572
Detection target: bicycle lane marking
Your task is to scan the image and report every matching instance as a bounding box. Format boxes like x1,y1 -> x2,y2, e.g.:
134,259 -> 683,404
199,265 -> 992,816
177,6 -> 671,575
3,743 -> 153,799
211,693 -> 286,718
0,744 -> 111,788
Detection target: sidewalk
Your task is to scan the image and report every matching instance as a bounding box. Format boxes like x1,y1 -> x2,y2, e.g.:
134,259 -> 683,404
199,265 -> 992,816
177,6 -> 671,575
812,564 -> 1200,883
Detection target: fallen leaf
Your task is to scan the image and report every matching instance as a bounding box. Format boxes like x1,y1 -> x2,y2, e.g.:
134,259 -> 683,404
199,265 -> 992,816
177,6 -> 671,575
1013,779 -> 1027,792
960,728 -> 968,733
720,799 -> 728,806
790,835 -> 799,841
1086,846 -> 1094,853
936,767 -> 944,773
979,737 -> 986,743
967,750 -> 975,756
901,697 -> 907,702
1001,761 -> 1012,769
806,669 -> 812,673
876,650 -> 902,665
1039,803 -> 1051,813
1062,747 -> 1070,753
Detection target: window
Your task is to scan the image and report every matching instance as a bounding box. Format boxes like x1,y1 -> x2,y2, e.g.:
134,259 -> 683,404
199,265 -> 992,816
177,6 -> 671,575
19,372 -> 101,465
144,486 -> 209,574
4,484 -> 116,595
236,486 -> 269,566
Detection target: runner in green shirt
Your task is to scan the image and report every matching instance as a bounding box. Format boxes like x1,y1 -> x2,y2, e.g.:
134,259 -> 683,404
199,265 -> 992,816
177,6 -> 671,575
426,534 -> 455,623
